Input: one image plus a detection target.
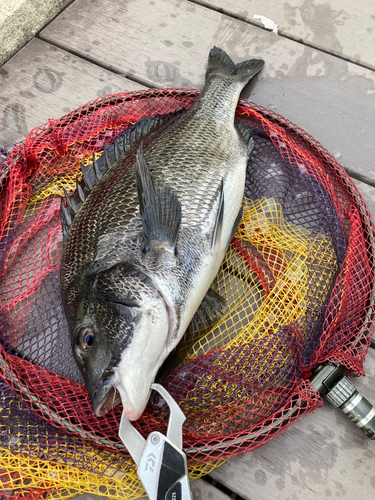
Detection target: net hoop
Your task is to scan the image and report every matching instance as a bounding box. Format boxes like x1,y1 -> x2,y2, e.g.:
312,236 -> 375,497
0,87 -> 374,463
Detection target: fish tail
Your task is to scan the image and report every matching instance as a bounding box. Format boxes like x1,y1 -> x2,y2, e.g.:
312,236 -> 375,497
205,47 -> 264,88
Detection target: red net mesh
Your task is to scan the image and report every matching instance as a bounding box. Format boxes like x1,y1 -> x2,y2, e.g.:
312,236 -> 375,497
0,89 -> 374,497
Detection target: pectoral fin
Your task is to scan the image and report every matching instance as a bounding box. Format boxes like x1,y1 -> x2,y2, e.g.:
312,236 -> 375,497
211,179 -> 224,251
230,206 -> 243,242
136,143 -> 182,254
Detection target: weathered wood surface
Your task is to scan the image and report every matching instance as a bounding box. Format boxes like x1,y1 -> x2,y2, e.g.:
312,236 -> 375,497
195,0 -> 375,70
210,349 -> 375,500
1,0 -> 375,499
39,0 -> 375,180
0,0 -> 74,66
353,178 -> 375,218
0,37 -> 144,148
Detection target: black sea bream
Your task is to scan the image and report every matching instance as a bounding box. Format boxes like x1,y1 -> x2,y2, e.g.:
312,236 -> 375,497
60,47 -> 264,420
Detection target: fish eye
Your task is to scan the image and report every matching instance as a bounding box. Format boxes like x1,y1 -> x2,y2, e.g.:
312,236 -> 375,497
76,325 -> 95,352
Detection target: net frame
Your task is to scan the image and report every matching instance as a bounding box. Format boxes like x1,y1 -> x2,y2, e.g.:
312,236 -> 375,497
0,88 -> 374,493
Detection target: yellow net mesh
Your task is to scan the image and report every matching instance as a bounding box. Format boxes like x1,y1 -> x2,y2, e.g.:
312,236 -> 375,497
1,90 -> 373,499
29,150 -> 104,205
179,197 -> 337,359
0,194 -> 338,497
0,447 -> 224,499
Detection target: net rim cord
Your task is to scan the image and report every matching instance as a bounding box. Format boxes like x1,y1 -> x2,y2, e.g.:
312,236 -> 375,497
0,88 -> 374,458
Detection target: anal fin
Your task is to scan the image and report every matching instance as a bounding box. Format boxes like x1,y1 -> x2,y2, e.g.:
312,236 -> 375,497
187,288 -> 226,339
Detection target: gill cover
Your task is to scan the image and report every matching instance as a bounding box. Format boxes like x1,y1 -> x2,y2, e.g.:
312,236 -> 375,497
74,145 -> 183,419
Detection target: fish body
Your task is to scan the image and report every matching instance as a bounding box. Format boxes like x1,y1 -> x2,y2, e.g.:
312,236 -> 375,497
60,47 -> 264,420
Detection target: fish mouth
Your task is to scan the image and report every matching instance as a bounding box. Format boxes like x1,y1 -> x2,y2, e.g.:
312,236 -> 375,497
92,378 -> 122,417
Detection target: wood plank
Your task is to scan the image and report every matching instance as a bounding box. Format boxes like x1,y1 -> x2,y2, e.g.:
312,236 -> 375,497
0,0 -> 74,66
39,0 -> 375,180
0,37 -> 145,148
191,479 -> 232,499
353,178 -> 375,220
210,348 -> 375,500
194,0 -> 375,70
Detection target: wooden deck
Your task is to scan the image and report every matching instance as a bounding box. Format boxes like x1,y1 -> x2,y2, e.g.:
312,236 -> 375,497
1,0 -> 375,498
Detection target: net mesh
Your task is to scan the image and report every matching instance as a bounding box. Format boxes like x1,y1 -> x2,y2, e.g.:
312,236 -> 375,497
0,89 -> 374,498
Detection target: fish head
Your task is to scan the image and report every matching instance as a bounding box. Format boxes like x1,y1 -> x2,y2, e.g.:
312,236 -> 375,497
71,263 -> 171,420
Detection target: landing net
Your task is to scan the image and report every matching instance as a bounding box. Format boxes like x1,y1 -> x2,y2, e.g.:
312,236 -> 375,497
0,89 -> 374,498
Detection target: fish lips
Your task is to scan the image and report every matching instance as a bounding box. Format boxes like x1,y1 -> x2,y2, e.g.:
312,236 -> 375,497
92,372 -> 122,417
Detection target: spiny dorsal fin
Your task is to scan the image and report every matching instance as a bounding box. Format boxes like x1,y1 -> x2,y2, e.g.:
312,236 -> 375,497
81,162 -> 94,190
92,152 -> 101,179
136,143 -> 181,254
62,186 -> 80,215
81,114 -> 176,195
76,178 -> 85,203
61,112 -> 182,240
114,137 -> 120,161
61,186 -> 85,241
61,197 -> 72,240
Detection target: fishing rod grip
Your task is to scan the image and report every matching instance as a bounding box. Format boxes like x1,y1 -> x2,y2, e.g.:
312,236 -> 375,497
325,376 -> 375,440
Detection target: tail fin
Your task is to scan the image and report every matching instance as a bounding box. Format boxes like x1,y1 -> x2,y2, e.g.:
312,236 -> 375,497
205,47 -> 264,87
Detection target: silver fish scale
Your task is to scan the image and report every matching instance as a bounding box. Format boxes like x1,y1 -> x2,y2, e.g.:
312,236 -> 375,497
60,46 -> 265,418
60,150 -> 140,320
91,269 -> 158,350
61,79 -> 247,333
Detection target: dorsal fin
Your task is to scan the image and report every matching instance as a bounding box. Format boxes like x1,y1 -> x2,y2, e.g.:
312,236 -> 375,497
92,152 -> 101,179
76,178 -> 85,203
80,162 -> 94,190
114,137 -> 120,161
61,197 -> 72,240
61,186 -> 85,241
60,112 -> 183,241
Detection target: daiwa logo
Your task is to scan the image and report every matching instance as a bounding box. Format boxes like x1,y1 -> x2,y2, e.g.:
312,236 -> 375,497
144,452 -> 156,472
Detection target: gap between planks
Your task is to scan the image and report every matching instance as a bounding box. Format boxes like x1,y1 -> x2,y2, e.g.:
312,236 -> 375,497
38,34 -> 375,191
34,35 -> 154,90
38,0 -> 375,180
188,0 -> 375,71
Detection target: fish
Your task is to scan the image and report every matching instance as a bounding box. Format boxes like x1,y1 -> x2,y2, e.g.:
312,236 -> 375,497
154,287 -> 227,385
60,47 -> 264,421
